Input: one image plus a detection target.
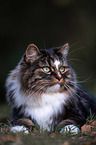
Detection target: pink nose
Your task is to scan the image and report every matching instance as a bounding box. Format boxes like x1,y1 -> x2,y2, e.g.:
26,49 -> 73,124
58,76 -> 62,81
59,78 -> 64,85
56,72 -> 62,81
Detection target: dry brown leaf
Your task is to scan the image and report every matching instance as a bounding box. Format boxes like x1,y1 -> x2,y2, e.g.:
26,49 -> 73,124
62,141 -> 69,145
0,135 -> 15,144
81,125 -> 93,133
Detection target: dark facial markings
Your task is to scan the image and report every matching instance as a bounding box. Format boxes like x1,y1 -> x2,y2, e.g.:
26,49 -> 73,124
20,47 -> 76,94
39,61 -> 70,85
42,66 -> 51,74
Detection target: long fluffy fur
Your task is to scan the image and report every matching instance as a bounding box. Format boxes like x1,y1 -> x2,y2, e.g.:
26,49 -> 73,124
6,44 -> 96,132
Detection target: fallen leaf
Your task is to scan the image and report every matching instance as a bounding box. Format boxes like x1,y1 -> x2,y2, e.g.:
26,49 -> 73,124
0,135 -> 15,144
81,125 -> 93,133
62,141 -> 69,145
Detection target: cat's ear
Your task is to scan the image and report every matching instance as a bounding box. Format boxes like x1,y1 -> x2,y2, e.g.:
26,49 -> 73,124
58,43 -> 69,56
26,44 -> 41,61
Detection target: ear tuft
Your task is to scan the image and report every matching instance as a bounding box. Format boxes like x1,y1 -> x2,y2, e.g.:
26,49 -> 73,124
26,44 -> 40,60
58,43 -> 69,56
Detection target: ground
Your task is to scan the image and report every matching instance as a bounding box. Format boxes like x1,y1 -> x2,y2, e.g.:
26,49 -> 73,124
0,104 -> 96,145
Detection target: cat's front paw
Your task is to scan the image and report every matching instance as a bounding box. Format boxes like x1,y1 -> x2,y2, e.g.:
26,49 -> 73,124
10,125 -> 29,134
59,125 -> 80,135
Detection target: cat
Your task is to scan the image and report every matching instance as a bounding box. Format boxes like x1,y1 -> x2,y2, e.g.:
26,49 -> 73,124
6,43 -> 96,134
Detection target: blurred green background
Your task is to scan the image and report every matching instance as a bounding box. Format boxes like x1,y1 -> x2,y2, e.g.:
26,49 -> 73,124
0,0 -> 96,110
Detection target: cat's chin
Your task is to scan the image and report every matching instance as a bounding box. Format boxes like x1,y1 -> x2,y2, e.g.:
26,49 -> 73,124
45,84 -> 61,93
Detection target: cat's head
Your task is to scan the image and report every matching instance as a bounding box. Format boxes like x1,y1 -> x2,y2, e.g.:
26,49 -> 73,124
20,44 -> 77,96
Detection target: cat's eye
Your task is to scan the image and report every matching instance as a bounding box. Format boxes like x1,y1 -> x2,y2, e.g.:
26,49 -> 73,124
42,67 -> 51,73
60,67 -> 65,73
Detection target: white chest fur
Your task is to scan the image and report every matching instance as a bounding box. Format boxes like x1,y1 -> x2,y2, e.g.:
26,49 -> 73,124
6,72 -> 69,131
24,92 -> 68,131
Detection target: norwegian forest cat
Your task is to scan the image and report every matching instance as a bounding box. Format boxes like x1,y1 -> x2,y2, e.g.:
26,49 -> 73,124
6,43 -> 96,134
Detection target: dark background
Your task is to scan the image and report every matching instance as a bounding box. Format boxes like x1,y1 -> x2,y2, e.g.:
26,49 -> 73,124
0,0 -> 96,103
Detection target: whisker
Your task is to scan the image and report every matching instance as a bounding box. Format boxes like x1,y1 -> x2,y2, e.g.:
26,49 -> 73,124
72,84 -> 95,105
64,84 -> 74,96
67,76 -> 79,79
66,72 -> 95,85
68,46 -> 84,56
76,73 -> 95,84
65,83 -> 80,98
68,59 -> 85,64
31,84 -> 49,95
65,83 -> 94,106
25,84 -> 49,102
69,41 -> 81,48
43,41 -> 47,50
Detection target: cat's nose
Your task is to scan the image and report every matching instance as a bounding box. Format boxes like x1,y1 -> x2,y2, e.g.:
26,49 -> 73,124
57,76 -> 62,81
59,78 -> 64,85
55,75 -> 62,82
56,72 -> 62,81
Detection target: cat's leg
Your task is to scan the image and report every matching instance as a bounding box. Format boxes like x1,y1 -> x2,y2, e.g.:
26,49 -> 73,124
10,125 -> 29,134
56,119 -> 80,135
59,124 -> 80,135
10,118 -> 35,134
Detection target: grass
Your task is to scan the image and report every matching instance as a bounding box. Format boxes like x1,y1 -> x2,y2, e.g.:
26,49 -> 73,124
0,104 -> 96,145
0,126 -> 96,145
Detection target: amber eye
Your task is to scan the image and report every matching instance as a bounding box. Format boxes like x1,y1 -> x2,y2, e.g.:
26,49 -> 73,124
42,67 -> 51,73
60,67 -> 65,73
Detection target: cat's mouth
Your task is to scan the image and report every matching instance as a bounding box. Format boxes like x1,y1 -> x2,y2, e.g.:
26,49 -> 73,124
45,84 -> 61,93
45,77 -> 75,94
45,78 -> 66,93
52,77 -> 65,85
